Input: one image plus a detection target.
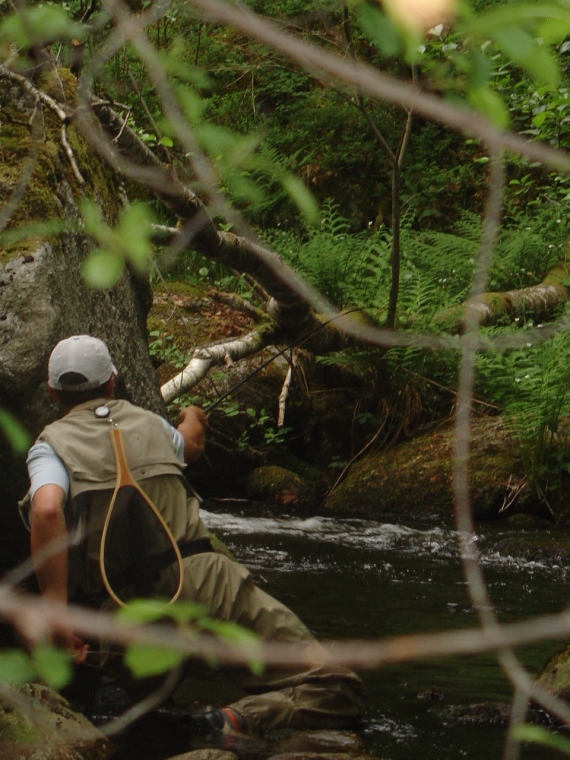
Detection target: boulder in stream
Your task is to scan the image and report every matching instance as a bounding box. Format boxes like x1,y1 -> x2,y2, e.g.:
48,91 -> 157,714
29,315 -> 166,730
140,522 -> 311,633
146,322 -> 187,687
326,416 -> 531,520
536,644 -> 570,701
0,682 -> 112,760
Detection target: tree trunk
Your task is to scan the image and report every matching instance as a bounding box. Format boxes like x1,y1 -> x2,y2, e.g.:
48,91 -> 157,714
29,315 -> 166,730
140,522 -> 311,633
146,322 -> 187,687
435,263 -> 570,333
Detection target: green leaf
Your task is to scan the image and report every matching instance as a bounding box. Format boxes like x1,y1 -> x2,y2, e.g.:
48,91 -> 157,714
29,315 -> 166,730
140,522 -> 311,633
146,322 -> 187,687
116,203 -> 154,274
247,658 -> 265,677
493,26 -> 534,63
0,6 -> 84,47
465,5 -> 570,38
358,4 -> 401,57
531,111 -> 548,128
467,86 -> 510,129
0,409 -> 29,454
538,18 -> 570,45
158,136 -> 174,147
124,644 -> 184,678
118,599 -> 206,625
468,50 -> 492,89
281,175 -> 320,225
198,619 -> 260,647
32,645 -> 72,690
176,87 -> 205,123
165,601 -> 207,625
80,200 -> 103,236
81,250 -> 124,289
0,649 -> 36,684
521,45 -> 560,87
118,599 -> 171,624
512,724 -> 570,754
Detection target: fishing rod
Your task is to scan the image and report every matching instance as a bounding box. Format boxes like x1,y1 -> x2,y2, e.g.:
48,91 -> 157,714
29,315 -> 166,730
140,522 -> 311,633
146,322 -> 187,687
203,305 -> 371,414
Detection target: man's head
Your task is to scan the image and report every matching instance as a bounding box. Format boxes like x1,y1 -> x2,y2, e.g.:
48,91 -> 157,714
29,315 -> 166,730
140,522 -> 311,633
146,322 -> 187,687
48,335 -> 117,407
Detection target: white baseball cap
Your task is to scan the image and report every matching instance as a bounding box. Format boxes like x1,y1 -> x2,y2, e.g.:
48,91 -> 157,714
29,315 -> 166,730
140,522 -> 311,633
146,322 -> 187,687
48,335 -> 118,391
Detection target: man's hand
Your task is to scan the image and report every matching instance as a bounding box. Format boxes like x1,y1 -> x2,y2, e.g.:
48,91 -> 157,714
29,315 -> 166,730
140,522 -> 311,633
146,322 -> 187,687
52,628 -> 89,664
177,405 -> 209,463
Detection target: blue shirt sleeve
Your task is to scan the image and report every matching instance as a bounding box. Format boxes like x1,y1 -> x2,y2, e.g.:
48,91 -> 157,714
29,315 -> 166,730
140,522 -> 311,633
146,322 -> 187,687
27,442 -> 70,499
160,418 -> 185,463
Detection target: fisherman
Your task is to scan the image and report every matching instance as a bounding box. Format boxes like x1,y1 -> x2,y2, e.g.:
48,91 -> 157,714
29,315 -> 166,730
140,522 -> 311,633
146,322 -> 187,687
22,335 -> 366,737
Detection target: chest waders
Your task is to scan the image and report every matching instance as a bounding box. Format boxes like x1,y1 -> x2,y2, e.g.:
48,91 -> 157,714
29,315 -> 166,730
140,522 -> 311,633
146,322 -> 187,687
99,427 -> 185,607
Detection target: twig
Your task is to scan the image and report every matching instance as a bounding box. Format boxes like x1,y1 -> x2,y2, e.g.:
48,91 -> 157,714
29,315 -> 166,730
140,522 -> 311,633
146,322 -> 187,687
111,108 -> 131,143
277,350 -> 296,427
0,64 -> 69,123
323,419 -> 386,504
60,125 -> 85,184
499,476 -> 527,514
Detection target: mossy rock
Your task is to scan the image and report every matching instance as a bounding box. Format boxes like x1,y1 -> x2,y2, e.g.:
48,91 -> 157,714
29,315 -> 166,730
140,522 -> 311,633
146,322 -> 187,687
0,683 -> 112,760
536,645 -> 570,700
326,417 -> 528,519
247,465 -> 318,510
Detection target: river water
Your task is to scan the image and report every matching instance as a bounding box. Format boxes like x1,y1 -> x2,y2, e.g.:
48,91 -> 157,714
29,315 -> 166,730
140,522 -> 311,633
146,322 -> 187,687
191,506 -> 570,760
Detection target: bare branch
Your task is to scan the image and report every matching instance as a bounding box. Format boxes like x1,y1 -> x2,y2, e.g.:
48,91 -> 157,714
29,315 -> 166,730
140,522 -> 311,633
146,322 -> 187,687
60,125 -> 85,184
161,324 -> 279,403
0,64 -> 69,122
277,350 -> 296,427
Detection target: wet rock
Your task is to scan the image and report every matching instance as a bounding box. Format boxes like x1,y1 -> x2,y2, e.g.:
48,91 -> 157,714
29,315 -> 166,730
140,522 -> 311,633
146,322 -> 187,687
269,729 -> 365,755
536,644 -> 570,700
247,466 -> 318,510
417,686 -> 444,701
431,700 -> 554,728
491,535 -> 570,565
165,751 -> 237,760
326,417 -> 530,520
430,702 -> 511,725
267,753 -> 375,760
0,682 -> 112,760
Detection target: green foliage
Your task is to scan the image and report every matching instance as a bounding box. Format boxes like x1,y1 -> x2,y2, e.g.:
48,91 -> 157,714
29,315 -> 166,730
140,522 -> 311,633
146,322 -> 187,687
0,409 -> 29,453
124,643 -> 184,679
81,202 -> 156,289
0,4 -> 84,53
266,200 -> 392,310
212,397 -> 291,451
32,645 -> 72,690
512,724 -> 570,755
0,650 -> 36,684
477,324 -> 570,496
118,598 -> 263,679
0,646 -> 71,689
149,331 -> 187,371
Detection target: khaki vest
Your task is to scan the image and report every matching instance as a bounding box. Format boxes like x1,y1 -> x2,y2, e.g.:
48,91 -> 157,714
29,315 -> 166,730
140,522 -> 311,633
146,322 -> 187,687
38,398 -> 185,500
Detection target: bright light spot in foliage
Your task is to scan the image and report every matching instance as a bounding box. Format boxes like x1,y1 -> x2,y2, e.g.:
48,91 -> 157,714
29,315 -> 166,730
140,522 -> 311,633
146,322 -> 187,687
382,0 -> 458,33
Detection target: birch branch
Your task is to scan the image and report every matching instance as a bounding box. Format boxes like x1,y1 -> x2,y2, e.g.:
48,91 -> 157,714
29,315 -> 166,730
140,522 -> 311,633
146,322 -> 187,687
160,324 -> 278,404
277,351 -> 296,427
437,261 -> 570,333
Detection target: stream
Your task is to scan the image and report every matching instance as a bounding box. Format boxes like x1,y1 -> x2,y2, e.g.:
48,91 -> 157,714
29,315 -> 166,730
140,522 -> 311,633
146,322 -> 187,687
115,505 -> 570,759
203,507 -> 570,759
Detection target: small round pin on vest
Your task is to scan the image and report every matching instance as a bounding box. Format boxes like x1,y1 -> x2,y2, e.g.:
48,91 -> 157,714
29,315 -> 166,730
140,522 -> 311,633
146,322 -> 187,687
94,406 -> 111,419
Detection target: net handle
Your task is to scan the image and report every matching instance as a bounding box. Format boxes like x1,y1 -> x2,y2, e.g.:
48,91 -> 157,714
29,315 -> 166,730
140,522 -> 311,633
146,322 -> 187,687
99,427 -> 185,608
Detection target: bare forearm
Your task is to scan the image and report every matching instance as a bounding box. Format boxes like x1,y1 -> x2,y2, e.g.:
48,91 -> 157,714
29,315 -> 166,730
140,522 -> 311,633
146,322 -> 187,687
30,486 -> 68,604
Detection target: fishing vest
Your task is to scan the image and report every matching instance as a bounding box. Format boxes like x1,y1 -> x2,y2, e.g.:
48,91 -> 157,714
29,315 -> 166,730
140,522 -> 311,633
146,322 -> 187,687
38,398 -> 186,500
